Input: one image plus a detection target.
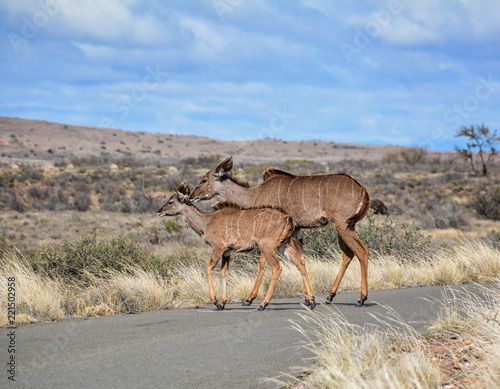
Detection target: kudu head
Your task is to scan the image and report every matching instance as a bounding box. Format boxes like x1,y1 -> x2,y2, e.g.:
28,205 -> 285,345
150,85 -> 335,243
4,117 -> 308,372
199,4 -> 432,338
189,156 -> 233,202
157,182 -> 191,216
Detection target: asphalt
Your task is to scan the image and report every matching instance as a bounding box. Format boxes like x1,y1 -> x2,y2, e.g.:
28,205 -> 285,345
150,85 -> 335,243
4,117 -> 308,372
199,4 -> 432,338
0,284 -> 482,389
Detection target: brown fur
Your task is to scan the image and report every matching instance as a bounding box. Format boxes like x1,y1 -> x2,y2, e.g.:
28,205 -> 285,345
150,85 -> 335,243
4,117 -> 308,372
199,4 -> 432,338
190,157 -> 371,306
277,216 -> 294,247
347,187 -> 370,226
212,200 -> 244,211
158,184 -> 315,310
262,168 -> 294,181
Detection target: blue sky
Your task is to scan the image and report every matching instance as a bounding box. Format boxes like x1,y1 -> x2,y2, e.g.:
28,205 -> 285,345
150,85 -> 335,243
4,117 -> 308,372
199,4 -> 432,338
1,0 -> 500,151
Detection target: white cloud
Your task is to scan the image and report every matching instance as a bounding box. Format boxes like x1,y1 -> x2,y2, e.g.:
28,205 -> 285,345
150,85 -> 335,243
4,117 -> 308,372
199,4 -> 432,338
378,1 -> 500,46
43,0 -> 172,46
178,16 -> 230,56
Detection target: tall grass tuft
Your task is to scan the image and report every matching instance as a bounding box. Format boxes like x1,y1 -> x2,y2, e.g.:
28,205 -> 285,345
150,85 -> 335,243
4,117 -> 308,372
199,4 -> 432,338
66,268 -> 176,316
428,283 -> 500,387
0,251 -> 65,324
291,306 -> 441,388
293,284 -> 500,387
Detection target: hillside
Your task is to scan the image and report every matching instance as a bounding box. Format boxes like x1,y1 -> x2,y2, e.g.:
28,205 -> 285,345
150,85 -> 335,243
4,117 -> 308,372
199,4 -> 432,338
0,116 -> 415,165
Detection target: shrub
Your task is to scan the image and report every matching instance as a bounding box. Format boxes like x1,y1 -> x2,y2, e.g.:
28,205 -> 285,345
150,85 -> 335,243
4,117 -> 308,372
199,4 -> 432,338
301,212 -> 432,261
302,225 -> 340,257
73,192 -> 91,212
358,211 -> 432,261
420,196 -> 470,229
470,188 -> 500,220
29,233 -> 175,285
382,147 -> 427,167
0,191 -> 25,212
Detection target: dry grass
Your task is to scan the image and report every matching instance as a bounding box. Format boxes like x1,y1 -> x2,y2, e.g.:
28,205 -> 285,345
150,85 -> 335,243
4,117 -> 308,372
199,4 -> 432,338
64,268 -> 177,317
428,283 -> 500,387
0,239 -> 498,326
0,251 -> 65,325
292,283 -> 500,388
290,307 -> 441,388
245,239 -> 500,302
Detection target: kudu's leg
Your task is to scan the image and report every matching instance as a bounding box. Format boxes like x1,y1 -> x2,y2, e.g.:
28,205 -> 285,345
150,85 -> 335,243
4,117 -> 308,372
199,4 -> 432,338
326,235 -> 353,304
326,224 -> 369,307
206,248 -> 224,309
258,247 -> 282,311
218,252 -> 231,310
279,237 -> 315,309
243,254 -> 266,306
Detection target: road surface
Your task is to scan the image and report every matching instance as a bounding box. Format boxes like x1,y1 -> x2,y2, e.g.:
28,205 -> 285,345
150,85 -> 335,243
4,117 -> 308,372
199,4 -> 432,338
1,284 -> 479,388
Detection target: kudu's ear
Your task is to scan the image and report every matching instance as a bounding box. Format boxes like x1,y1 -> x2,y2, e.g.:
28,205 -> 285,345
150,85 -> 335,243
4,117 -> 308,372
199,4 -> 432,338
178,182 -> 191,196
176,182 -> 191,202
215,156 -> 233,177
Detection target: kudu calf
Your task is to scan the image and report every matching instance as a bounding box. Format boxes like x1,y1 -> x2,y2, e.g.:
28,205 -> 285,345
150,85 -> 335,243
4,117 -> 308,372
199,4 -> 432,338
158,182 -> 315,310
190,157 -> 371,306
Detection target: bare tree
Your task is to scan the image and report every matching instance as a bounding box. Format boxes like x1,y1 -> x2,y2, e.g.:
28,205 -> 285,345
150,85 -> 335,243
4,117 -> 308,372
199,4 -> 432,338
455,123 -> 500,176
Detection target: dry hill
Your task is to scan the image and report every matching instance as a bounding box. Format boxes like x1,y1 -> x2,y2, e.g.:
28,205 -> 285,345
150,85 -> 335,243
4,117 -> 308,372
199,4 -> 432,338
0,116 -> 413,165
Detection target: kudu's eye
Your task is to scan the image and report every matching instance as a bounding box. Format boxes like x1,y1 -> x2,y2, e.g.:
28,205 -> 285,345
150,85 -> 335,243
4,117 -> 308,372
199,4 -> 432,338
201,178 -> 207,183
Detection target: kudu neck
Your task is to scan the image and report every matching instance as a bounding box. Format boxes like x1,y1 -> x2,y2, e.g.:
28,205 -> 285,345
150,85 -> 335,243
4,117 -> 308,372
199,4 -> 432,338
180,203 -> 210,236
218,179 -> 257,208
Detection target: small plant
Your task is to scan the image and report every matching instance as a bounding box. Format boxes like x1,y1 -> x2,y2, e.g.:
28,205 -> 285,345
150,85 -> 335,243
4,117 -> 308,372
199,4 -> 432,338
163,217 -> 183,236
469,187 -> 500,220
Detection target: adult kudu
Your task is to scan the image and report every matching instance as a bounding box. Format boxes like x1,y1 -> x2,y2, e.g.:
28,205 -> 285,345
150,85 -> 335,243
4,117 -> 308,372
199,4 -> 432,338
190,157 -> 371,306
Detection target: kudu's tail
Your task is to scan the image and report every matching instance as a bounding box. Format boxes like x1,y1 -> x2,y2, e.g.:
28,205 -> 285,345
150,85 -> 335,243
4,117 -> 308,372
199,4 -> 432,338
347,187 -> 370,227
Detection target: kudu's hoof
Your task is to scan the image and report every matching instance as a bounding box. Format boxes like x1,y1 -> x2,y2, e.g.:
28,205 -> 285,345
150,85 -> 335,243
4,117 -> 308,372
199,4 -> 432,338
325,292 -> 336,304
355,296 -> 367,307
258,304 -> 267,311
215,301 -> 225,310
242,299 -> 253,306
304,298 -> 316,310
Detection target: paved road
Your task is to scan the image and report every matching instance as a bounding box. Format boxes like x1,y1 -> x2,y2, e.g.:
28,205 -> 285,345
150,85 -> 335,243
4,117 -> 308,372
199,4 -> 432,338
0,284 -> 479,389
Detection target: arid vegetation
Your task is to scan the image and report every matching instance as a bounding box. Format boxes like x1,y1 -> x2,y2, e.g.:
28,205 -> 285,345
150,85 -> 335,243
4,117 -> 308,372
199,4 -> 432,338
1,144 -> 499,387
0,149 -> 499,320
295,282 -> 500,388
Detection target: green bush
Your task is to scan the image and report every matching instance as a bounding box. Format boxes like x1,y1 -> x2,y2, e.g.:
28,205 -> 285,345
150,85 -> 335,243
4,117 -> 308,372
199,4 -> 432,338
302,225 -> 340,257
358,211 -> 432,261
28,233 -> 175,285
302,211 -> 432,261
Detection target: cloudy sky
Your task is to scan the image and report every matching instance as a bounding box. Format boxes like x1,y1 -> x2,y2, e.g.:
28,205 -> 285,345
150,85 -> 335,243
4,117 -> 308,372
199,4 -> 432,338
1,0 -> 499,151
